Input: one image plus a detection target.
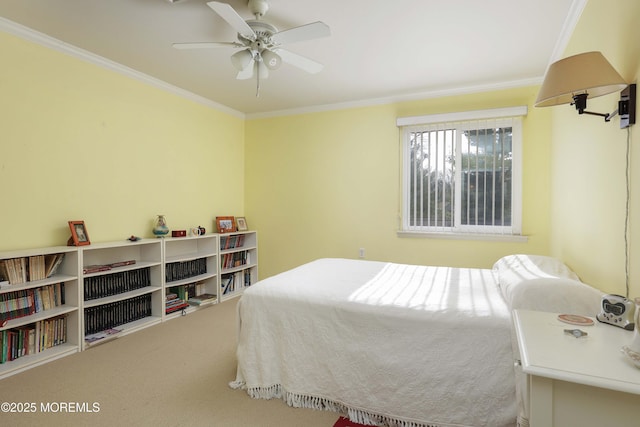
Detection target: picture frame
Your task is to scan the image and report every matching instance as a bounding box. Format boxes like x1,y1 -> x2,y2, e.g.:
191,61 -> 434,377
215,216 -> 236,233
68,220 -> 91,246
236,217 -> 248,231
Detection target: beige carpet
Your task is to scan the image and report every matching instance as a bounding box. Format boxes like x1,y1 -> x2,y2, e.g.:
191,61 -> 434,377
0,298 -> 342,427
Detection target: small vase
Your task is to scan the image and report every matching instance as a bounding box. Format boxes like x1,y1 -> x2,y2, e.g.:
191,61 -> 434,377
153,215 -> 169,237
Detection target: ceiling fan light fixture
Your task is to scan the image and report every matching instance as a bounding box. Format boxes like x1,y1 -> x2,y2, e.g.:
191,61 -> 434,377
261,50 -> 281,70
231,49 -> 253,71
178,1 -> 330,97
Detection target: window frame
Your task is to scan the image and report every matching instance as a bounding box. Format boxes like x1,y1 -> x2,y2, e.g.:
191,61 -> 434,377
397,106 -> 527,241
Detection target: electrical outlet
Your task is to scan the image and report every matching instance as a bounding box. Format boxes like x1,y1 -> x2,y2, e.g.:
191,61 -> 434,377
359,248 -> 365,258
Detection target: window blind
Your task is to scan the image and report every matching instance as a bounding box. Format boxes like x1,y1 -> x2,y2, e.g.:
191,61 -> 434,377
400,107 -> 525,236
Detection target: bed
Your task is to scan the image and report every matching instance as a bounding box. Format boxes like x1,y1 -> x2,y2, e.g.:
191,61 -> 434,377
230,255 -> 604,427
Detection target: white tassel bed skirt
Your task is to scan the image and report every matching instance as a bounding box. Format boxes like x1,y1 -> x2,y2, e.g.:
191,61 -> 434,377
230,381 -> 457,427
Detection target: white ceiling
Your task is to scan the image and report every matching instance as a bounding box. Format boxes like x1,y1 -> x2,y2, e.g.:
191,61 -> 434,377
0,0 -> 582,117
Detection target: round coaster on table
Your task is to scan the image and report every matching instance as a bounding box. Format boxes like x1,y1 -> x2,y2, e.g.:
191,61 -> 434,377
558,314 -> 594,326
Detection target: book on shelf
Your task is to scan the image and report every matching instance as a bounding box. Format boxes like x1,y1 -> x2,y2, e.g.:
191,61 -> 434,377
188,293 -> 217,305
44,253 -> 65,278
221,274 -> 236,295
83,265 -> 112,274
108,260 -> 136,268
84,327 -> 122,345
83,260 -> 137,274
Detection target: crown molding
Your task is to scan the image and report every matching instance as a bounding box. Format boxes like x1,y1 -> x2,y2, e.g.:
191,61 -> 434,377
0,17 -> 245,119
246,76 -> 543,120
546,0 -> 587,66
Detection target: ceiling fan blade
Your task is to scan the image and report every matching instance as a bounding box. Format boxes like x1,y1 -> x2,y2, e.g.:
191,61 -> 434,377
207,1 -> 256,40
236,59 -> 256,80
271,21 -> 330,45
173,42 -> 244,49
276,49 -> 324,74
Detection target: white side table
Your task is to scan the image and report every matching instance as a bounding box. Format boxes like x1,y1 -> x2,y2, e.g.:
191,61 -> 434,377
513,309 -> 640,427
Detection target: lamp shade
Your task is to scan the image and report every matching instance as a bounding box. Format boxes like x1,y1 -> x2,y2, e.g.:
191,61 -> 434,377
231,49 -> 254,71
535,51 -> 627,107
261,49 -> 281,70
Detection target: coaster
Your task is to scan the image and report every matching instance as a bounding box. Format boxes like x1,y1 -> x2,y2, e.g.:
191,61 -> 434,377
558,314 -> 594,326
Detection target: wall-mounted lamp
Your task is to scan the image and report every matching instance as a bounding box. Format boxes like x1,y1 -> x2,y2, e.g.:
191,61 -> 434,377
535,51 -> 636,128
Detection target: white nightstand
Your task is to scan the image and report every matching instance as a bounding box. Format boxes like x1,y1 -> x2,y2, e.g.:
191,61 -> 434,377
513,309 -> 640,427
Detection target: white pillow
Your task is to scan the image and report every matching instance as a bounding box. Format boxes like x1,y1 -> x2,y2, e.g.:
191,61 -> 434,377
493,254 -> 603,316
493,254 -> 580,282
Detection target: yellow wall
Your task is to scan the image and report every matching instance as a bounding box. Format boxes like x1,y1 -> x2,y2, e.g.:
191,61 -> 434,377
0,32 -> 245,251
246,86 -> 553,278
549,0 -> 640,296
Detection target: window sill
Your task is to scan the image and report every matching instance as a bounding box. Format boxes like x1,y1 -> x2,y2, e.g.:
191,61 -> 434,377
397,230 -> 529,243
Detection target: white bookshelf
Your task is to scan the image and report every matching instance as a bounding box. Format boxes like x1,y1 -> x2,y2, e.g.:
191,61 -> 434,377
80,239 -> 163,349
163,234 -> 219,319
219,231 -> 258,301
0,246 -> 80,379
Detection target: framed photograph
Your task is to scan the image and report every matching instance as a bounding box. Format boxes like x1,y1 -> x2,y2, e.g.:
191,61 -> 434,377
215,216 -> 236,233
68,220 -> 91,246
236,217 -> 248,231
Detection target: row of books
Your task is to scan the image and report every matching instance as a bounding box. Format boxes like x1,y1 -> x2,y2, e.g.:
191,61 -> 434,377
165,258 -> 207,283
220,234 -> 246,250
221,251 -> 250,270
0,315 -> 68,364
84,294 -> 152,336
0,283 -> 66,324
221,270 -> 252,295
0,253 -> 65,285
83,268 -> 151,301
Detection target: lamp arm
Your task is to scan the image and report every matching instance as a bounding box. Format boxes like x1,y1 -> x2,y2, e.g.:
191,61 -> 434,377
580,110 -> 614,121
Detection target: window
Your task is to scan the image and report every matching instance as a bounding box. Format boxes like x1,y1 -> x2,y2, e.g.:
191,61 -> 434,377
397,107 -> 526,238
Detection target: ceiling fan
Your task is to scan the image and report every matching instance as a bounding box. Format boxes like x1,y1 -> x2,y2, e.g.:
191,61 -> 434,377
173,0 -> 331,96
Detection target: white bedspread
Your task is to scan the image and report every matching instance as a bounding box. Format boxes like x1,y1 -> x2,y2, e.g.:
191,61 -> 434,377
231,258 -> 517,427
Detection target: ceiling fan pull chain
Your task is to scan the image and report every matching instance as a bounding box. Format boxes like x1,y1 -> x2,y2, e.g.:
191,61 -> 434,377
256,62 -> 261,97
